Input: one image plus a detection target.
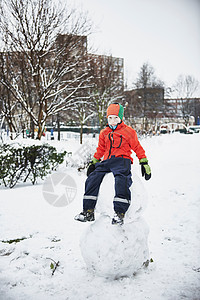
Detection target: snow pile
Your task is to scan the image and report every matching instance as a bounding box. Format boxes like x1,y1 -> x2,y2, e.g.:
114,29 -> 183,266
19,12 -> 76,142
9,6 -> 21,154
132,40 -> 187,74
80,215 -> 149,279
80,172 -> 150,278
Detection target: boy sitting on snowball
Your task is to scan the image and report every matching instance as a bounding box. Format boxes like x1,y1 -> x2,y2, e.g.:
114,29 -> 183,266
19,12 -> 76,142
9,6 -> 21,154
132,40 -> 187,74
75,103 -> 151,225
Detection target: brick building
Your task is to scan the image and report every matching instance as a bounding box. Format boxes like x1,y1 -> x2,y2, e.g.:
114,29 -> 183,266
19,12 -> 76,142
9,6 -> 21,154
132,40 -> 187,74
124,87 -> 164,132
0,33 -> 124,136
124,88 -> 200,131
164,98 -> 200,123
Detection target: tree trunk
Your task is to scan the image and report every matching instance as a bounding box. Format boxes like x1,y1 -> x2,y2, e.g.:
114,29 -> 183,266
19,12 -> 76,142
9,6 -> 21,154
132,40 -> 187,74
31,120 -> 35,139
57,114 -> 60,141
37,123 -> 43,140
80,123 -> 83,144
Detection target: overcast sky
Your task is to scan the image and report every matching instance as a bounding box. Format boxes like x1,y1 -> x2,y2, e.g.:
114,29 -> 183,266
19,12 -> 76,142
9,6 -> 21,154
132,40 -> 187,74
70,0 -> 200,95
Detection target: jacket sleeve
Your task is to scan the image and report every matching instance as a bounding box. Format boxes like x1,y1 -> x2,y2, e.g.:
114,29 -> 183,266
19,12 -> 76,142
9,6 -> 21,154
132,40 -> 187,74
129,128 -> 147,160
93,130 -> 105,160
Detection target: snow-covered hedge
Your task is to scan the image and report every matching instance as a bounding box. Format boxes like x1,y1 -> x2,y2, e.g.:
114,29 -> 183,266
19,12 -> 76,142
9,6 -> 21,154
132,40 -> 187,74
0,144 -> 66,188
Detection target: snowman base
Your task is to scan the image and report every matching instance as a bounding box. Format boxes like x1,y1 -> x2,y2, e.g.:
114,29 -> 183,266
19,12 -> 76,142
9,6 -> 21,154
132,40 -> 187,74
80,214 -> 149,279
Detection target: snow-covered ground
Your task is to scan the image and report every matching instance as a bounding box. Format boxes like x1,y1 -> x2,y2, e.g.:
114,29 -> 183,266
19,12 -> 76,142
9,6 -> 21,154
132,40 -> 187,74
0,132 -> 200,300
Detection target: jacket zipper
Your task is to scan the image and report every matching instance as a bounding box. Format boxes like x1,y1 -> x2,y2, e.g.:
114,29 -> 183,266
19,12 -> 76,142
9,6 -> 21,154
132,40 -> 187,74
108,132 -> 113,159
107,132 -> 123,159
117,135 -> 122,148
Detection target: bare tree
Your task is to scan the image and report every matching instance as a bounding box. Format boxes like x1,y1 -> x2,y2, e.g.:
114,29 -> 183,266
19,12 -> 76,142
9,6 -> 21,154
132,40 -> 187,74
133,62 -> 164,131
0,0 -> 92,139
172,75 -> 199,125
173,75 -> 199,98
88,54 -> 124,129
71,99 -> 95,144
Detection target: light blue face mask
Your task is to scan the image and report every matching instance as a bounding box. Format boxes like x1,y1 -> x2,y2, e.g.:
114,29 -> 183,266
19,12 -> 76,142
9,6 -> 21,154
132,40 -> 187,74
109,124 -> 117,130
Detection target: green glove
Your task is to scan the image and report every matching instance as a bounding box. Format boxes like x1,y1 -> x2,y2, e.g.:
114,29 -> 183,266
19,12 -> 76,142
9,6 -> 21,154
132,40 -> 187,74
139,158 -> 151,180
87,157 -> 100,176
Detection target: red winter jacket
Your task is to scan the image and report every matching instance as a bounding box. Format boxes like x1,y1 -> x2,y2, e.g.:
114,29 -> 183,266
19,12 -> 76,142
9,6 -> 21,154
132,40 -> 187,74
94,121 -> 146,163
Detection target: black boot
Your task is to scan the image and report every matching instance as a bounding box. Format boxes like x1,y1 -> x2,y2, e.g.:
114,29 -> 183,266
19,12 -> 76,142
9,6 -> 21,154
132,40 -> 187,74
112,212 -> 125,225
74,209 -> 95,222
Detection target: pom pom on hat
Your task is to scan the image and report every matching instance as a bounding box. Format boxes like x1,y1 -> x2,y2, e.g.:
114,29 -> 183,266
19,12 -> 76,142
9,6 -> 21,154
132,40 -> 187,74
107,103 -> 124,120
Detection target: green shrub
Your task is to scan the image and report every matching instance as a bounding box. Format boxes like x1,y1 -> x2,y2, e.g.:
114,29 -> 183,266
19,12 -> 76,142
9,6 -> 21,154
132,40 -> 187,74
0,143 -> 66,188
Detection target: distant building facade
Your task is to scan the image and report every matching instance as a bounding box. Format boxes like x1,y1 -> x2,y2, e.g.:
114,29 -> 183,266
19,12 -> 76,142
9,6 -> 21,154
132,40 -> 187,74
124,87 -> 199,131
124,87 -> 164,132
0,33 -> 124,134
164,98 -> 200,122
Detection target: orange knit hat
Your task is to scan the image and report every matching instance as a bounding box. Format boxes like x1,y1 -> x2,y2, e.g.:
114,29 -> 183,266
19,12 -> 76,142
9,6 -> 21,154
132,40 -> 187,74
106,103 -> 124,120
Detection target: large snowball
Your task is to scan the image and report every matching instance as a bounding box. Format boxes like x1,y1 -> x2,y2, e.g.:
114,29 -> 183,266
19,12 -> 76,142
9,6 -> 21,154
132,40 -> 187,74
80,171 -> 150,279
80,215 -> 149,279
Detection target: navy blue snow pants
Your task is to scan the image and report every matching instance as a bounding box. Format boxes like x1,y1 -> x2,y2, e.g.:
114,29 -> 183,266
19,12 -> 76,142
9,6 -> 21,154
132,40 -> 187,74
83,156 -> 132,214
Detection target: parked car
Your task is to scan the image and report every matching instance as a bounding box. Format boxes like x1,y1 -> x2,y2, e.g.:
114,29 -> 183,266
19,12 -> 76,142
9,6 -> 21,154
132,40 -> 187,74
187,126 -> 200,133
